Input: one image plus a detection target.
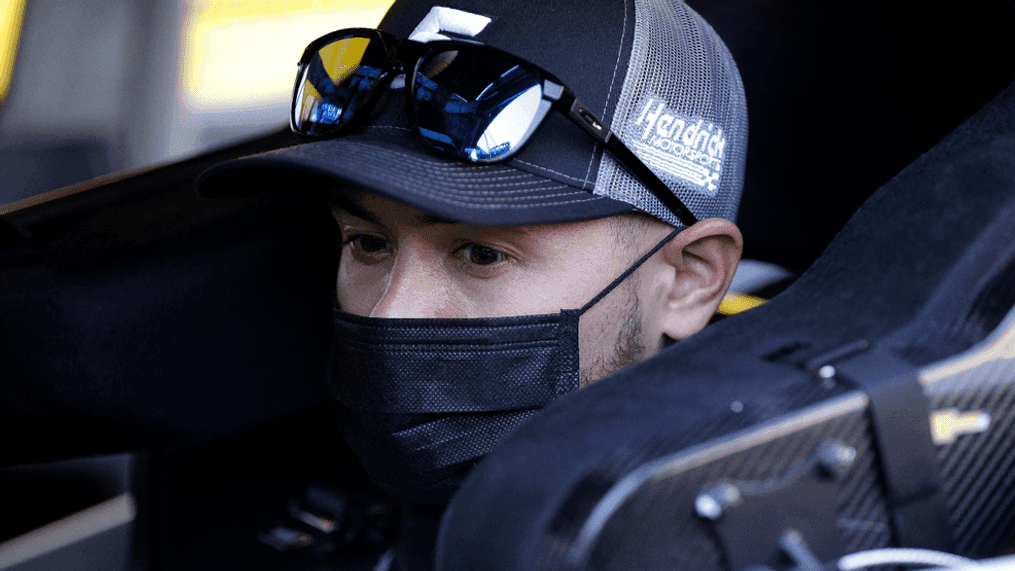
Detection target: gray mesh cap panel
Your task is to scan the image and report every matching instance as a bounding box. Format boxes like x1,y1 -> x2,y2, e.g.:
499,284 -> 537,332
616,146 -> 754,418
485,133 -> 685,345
595,0 -> 748,228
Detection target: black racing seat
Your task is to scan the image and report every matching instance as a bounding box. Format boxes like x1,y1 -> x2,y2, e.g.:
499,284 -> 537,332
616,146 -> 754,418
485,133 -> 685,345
435,79 -> 1015,570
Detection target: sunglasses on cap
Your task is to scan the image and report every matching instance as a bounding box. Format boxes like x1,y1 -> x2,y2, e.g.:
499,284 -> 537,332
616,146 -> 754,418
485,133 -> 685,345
291,28 -> 699,226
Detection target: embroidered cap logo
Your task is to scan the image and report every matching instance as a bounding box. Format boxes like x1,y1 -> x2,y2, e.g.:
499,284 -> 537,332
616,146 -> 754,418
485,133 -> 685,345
630,96 -> 727,196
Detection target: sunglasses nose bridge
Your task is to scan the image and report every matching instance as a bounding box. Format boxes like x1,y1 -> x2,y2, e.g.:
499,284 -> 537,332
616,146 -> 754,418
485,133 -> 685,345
388,56 -> 408,74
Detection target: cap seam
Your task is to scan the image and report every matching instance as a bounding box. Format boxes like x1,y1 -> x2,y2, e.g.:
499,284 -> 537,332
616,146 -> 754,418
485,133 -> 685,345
327,140 -> 578,184
361,125 -> 414,134
416,186 -> 594,198
337,138 -> 597,192
309,143 -> 525,180
582,0 -> 630,189
511,159 -> 594,187
406,183 -> 604,202
406,182 -> 595,198
402,192 -> 605,209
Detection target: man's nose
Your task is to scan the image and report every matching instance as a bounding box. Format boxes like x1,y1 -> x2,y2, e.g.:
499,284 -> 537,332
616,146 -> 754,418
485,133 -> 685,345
369,244 -> 457,319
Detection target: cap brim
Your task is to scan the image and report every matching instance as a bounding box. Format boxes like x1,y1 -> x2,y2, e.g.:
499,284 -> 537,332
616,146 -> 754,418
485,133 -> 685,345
196,129 -> 634,226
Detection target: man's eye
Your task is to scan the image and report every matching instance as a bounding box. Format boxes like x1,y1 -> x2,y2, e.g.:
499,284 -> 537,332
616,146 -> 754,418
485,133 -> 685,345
460,244 -> 504,265
347,234 -> 390,253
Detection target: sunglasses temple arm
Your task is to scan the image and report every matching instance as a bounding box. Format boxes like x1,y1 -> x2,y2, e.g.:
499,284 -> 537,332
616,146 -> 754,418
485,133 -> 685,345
564,96 -> 699,227
602,136 -> 699,227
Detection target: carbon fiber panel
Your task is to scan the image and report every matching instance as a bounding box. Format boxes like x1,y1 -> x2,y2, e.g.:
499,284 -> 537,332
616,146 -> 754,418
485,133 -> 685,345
924,320 -> 1015,556
539,307 -> 1015,570
557,398 -> 891,571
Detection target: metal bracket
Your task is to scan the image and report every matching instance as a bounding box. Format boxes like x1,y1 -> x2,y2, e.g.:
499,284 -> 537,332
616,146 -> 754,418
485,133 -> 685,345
695,440 -> 854,571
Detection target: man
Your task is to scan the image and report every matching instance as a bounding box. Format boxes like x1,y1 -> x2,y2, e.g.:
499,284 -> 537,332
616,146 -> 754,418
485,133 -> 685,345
198,0 -> 747,507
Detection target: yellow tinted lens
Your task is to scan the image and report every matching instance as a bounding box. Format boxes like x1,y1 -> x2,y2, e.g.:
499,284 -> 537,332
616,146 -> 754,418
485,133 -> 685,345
295,34 -> 385,135
318,37 -> 371,85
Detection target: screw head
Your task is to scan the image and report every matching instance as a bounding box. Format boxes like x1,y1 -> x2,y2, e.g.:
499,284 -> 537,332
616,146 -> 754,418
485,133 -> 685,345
816,440 -> 857,478
695,482 -> 742,521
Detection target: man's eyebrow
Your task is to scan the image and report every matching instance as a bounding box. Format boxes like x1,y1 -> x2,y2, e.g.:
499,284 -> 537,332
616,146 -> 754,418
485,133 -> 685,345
329,193 -> 381,224
419,212 -> 457,226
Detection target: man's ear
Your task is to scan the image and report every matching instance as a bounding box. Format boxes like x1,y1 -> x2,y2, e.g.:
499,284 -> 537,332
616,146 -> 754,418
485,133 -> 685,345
651,218 -> 743,341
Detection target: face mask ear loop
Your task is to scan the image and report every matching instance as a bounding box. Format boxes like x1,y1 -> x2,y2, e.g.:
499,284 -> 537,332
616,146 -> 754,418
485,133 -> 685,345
576,227 -> 683,316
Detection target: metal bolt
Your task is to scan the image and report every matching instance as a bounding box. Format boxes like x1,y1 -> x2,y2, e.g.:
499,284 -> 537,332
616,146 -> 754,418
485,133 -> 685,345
695,481 -> 742,521
816,440 -> 857,478
695,494 -> 723,520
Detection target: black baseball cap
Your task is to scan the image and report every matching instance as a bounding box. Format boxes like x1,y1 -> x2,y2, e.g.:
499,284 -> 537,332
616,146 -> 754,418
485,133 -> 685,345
196,0 -> 748,229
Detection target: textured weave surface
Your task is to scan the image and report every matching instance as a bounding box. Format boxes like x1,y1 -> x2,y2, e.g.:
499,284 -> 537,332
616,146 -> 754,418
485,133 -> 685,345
926,355 -> 1015,555
597,0 -> 747,227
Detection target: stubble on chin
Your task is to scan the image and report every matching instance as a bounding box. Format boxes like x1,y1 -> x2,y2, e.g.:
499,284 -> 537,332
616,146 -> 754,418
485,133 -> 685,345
579,283 -> 646,387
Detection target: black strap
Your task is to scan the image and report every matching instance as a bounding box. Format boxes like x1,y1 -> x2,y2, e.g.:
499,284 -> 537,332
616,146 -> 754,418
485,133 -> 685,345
834,346 -> 953,551
577,228 -> 681,315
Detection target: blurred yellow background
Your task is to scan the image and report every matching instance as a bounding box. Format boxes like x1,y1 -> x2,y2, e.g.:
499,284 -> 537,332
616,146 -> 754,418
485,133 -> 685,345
180,0 -> 395,108
1,0 -> 27,99
0,0 -> 395,205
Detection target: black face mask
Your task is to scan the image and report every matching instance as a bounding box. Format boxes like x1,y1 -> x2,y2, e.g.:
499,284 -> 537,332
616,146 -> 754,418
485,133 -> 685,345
328,228 -> 680,505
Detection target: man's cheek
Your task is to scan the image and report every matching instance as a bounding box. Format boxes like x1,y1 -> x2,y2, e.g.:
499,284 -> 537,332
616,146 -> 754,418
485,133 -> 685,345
336,266 -> 384,315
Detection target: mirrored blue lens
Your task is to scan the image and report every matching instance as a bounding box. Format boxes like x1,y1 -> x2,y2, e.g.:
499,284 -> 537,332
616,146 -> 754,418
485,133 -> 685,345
294,35 -> 387,135
412,49 -> 548,162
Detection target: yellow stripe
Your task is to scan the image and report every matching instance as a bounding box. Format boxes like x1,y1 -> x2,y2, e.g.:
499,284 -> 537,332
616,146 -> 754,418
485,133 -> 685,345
717,293 -> 766,316
1,0 -> 27,100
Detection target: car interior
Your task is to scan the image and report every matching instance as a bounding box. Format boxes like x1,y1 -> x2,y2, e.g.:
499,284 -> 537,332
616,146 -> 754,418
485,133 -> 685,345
2,0 -> 1015,569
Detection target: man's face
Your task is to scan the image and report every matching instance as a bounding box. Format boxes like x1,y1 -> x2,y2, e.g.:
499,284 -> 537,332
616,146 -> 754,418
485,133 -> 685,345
331,190 -> 661,385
